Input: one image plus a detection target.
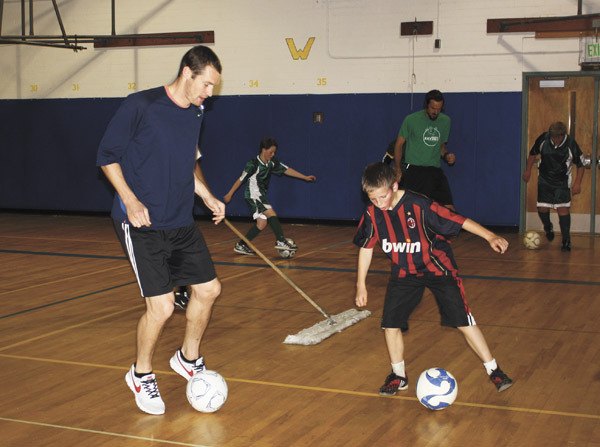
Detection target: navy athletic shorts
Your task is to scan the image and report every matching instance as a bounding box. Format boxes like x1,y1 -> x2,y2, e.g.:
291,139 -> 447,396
113,220 -> 217,298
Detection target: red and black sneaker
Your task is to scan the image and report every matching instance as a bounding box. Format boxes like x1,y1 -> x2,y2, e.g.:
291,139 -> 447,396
379,371 -> 408,396
490,367 -> 513,392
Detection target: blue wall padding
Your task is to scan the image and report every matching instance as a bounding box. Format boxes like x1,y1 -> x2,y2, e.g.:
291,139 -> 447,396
0,92 -> 521,225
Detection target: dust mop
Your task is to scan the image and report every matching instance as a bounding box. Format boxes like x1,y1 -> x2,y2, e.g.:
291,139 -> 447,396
224,219 -> 371,345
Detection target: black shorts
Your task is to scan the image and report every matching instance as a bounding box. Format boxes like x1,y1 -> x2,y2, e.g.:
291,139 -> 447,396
114,220 -> 217,298
537,176 -> 571,207
401,165 -> 454,206
382,275 -> 475,331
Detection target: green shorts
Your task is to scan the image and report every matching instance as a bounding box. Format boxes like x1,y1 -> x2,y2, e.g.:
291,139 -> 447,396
245,197 -> 272,220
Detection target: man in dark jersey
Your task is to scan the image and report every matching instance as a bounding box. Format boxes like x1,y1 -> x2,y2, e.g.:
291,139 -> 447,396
97,46 -> 224,415
523,121 -> 584,252
393,90 -> 456,210
354,162 -> 513,396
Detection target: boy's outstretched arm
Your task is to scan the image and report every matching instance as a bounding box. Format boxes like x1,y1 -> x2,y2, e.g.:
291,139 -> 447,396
223,178 -> 243,204
284,167 -> 316,182
355,247 -> 374,307
462,218 -> 509,254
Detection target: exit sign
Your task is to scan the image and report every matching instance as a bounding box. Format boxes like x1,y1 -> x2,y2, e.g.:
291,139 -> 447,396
587,42 -> 600,58
581,37 -> 600,67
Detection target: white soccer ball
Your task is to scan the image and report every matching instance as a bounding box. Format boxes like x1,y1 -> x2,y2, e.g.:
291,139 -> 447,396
186,370 -> 228,413
279,249 -> 295,259
523,231 -> 541,250
416,368 -> 458,410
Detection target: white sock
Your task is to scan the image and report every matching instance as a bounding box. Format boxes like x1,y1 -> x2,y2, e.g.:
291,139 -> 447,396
483,358 -> 498,375
391,361 -> 405,377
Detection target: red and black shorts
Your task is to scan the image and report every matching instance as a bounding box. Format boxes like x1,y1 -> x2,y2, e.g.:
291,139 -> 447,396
113,220 -> 217,298
382,275 -> 475,331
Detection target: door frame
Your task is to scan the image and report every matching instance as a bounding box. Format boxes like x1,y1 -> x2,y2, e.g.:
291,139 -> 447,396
520,71 -> 600,234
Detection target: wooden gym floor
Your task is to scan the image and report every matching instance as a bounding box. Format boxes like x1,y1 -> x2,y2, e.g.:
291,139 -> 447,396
1,212 -> 599,447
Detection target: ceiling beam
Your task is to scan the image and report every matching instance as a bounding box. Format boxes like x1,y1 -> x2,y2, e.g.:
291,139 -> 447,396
487,13 -> 600,34
0,31 -> 214,50
93,31 -> 214,48
535,30 -> 596,39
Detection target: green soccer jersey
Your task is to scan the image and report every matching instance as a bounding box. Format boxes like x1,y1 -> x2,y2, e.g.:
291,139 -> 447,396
398,110 -> 451,167
239,156 -> 288,201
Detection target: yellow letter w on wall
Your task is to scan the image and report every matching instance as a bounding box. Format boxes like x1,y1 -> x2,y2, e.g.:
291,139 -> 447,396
286,37 -> 315,60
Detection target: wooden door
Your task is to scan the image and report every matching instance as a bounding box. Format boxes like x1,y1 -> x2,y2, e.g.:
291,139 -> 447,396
525,75 -> 597,233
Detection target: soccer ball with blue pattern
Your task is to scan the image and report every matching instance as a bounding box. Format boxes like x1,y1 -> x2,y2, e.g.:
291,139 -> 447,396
186,370 -> 228,413
416,368 -> 458,410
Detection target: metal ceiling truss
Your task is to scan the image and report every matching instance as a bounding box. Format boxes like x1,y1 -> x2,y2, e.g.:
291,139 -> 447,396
487,0 -> 600,38
0,0 -> 214,51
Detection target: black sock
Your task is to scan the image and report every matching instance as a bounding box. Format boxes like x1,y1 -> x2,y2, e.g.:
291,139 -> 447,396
558,214 -> 571,241
538,211 -> 552,230
244,224 -> 261,241
267,216 -> 285,241
134,364 -> 152,378
179,349 -> 194,363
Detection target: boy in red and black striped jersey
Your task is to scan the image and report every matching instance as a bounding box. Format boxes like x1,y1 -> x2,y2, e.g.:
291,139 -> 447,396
354,162 -> 513,395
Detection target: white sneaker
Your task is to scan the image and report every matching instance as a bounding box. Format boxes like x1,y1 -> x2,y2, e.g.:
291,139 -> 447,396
169,349 -> 205,381
125,365 -> 165,415
275,238 -> 297,251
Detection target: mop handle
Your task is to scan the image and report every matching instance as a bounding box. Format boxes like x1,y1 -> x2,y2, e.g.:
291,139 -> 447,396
224,218 -> 332,321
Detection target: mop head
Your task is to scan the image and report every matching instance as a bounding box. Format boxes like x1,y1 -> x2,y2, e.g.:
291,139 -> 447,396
283,308 -> 371,345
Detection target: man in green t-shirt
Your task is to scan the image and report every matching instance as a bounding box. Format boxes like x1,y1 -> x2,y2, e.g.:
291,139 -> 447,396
393,90 -> 456,210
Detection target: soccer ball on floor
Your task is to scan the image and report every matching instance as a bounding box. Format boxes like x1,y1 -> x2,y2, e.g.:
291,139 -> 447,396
279,249 -> 296,259
523,231 -> 541,250
186,370 -> 228,413
416,368 -> 458,410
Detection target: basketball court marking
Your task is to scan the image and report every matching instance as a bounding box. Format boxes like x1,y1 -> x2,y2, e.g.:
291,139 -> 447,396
0,416 -> 208,447
0,281 -> 137,320
4,247 -> 600,287
1,353 -> 599,421
0,265 -> 128,298
0,248 -> 126,260
0,305 -> 143,352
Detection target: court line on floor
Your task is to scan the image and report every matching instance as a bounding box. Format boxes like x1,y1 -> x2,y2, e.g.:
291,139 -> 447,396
2,265 -> 598,340
0,416 -> 207,447
3,248 -> 599,287
0,305 -> 143,352
0,245 -> 337,320
0,248 -> 126,260
0,281 -> 137,320
218,261 -> 600,287
0,253 -> 323,321
0,265 -> 127,298
1,353 -> 598,421
0,256 -> 314,320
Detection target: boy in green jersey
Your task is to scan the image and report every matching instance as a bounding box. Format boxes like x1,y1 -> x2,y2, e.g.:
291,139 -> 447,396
223,137 -> 316,256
